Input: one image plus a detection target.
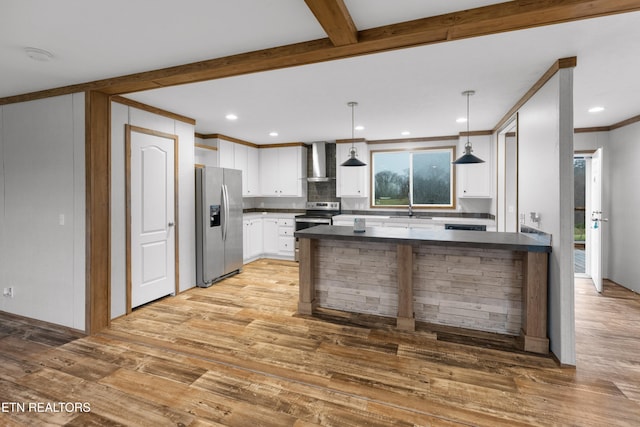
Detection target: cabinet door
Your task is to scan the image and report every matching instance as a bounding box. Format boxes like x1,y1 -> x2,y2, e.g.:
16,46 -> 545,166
337,142 -> 367,197
278,147 -> 300,196
259,148 -> 280,196
259,147 -> 305,197
262,218 -> 279,254
459,137 -> 492,197
218,139 -> 235,169
278,236 -> 294,254
242,219 -> 250,262
249,219 -> 263,258
246,146 -> 260,196
234,144 -> 249,196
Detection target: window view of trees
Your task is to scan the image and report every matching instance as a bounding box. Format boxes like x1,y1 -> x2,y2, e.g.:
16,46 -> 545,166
413,151 -> 452,205
373,152 -> 409,205
372,148 -> 455,208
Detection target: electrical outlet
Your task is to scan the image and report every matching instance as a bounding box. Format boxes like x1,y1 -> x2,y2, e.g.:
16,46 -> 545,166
3,287 -> 14,298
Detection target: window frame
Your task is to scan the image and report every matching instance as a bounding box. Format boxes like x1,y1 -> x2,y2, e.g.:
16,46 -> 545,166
369,146 -> 457,210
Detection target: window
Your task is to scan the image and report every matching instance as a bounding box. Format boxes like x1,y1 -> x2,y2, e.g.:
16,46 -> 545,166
371,147 -> 456,208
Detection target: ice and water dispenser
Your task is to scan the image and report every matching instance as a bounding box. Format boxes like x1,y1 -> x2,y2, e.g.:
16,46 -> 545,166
210,205 -> 221,227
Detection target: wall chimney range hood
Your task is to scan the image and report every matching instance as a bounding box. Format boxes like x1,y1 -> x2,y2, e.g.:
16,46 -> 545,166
307,141 -> 333,182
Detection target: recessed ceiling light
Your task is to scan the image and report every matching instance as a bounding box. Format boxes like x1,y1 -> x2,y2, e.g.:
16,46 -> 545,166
225,113 -> 238,121
25,47 -> 53,62
354,125 -> 364,131
588,106 -> 605,113
401,131 -> 411,136
269,131 -> 278,137
456,117 -> 467,123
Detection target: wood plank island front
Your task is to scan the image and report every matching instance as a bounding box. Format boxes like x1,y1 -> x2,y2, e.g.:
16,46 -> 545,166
295,225 -> 552,354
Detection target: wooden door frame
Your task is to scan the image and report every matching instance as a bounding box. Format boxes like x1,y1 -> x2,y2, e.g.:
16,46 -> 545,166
125,124 -> 180,313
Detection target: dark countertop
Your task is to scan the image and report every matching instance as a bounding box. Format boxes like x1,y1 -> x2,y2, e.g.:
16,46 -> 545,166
295,225 -> 552,253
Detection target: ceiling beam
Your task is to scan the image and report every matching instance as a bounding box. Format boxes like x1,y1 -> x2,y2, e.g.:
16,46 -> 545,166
304,0 -> 358,46
2,0 -> 640,104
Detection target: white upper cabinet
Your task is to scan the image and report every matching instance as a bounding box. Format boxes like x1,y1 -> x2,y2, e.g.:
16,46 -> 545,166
336,142 -> 368,197
233,143 -> 251,196
246,147 -> 260,196
217,138 -> 260,197
259,146 -> 307,197
218,138 -> 235,169
458,135 -> 493,198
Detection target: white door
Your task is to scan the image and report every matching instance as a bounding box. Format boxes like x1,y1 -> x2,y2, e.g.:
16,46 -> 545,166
590,148 -> 603,293
129,127 -> 176,309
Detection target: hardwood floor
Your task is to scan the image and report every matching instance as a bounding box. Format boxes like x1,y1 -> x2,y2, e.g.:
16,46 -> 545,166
1,260 -> 639,426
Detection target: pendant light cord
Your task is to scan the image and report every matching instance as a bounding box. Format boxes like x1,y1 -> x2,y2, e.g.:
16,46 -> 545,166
351,103 -> 355,141
349,101 -> 357,151
466,91 -> 471,148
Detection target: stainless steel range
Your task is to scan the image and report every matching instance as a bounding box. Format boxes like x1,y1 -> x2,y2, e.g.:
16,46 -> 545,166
294,201 -> 340,261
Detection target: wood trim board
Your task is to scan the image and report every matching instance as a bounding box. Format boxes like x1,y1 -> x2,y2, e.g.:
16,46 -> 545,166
200,133 -> 259,148
194,143 -> 218,151
304,0 -> 358,46
112,96 -> 196,125
85,90 -> 111,334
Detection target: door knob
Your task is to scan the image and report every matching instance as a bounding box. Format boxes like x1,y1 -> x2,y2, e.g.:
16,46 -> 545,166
168,222 -> 175,227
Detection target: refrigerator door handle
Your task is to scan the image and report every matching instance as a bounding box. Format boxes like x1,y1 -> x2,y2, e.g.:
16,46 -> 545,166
222,184 -> 229,241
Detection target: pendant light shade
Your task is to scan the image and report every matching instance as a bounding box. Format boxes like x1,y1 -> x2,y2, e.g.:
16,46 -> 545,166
453,90 -> 484,165
341,101 -> 366,167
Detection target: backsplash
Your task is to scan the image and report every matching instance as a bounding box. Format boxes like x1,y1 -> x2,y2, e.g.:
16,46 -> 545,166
307,142 -> 339,202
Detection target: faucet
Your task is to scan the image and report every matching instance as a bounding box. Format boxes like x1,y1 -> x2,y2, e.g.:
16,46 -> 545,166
408,194 -> 414,217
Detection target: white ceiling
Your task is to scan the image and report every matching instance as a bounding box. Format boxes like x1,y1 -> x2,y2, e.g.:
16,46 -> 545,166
2,1 -> 640,143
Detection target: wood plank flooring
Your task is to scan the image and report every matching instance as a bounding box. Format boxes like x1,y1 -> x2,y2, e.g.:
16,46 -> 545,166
1,259 -> 639,426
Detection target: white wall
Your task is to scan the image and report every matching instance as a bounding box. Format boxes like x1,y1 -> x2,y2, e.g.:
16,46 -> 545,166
607,122 -> 640,293
0,94 -> 85,330
518,70 -> 575,365
110,103 -> 195,319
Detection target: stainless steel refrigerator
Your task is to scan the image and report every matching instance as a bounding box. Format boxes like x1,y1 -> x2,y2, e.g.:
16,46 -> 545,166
195,167 -> 243,287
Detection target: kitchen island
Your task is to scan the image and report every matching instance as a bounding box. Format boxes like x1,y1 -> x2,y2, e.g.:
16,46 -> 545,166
295,225 -> 551,354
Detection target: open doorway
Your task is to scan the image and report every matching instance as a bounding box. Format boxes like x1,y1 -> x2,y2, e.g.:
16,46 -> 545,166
496,115 -> 518,232
574,149 -> 605,293
574,156 -> 587,275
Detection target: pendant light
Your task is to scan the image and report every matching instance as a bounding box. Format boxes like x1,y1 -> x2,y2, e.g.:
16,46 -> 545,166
453,90 -> 485,164
340,101 -> 366,167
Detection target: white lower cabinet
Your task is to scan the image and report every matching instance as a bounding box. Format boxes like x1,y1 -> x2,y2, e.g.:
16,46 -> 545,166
245,215 -> 295,262
243,218 -> 263,262
243,220 -> 250,261
278,218 -> 295,256
262,218 -> 279,255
